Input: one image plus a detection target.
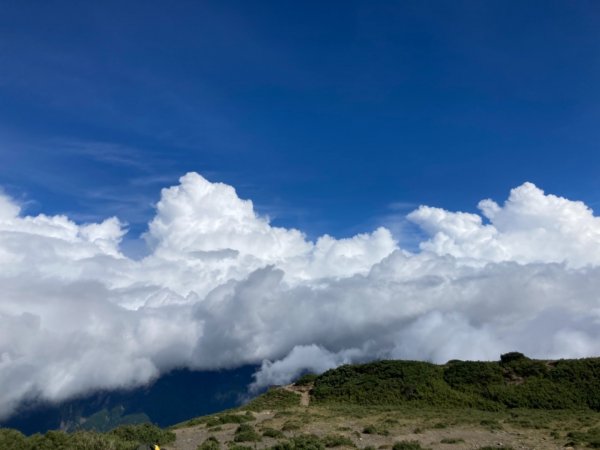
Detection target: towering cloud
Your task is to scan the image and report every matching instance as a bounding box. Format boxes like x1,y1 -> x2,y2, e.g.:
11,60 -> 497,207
1,174 -> 600,419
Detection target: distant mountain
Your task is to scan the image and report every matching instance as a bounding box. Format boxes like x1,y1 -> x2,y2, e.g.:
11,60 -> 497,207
1,365 -> 257,435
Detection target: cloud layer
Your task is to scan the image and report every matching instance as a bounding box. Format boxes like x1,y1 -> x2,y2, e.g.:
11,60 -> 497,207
1,174 -> 600,419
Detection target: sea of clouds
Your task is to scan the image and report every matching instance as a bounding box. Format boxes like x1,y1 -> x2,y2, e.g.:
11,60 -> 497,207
1,172 -> 600,419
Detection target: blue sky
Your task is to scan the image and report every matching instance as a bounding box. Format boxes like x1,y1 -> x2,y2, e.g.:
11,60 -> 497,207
7,2 -> 600,420
1,0 -> 600,251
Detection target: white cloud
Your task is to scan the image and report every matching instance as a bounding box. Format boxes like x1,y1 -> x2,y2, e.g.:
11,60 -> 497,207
1,174 -> 600,419
408,182 -> 600,267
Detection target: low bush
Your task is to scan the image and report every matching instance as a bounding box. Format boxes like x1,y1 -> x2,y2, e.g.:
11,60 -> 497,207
292,434 -> 326,450
440,438 -> 464,444
110,423 -> 176,445
322,434 -> 355,447
234,424 -> 261,442
295,374 -> 318,386
263,428 -> 285,438
282,421 -> 302,431
392,441 -> 428,450
198,436 -> 220,450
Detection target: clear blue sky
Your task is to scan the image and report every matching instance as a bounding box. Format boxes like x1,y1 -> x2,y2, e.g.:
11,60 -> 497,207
1,1 -> 599,251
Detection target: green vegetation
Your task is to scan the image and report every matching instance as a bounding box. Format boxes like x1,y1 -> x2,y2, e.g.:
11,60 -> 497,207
0,423 -> 175,450
110,423 -> 175,444
177,411 -> 255,429
440,438 -> 464,444
263,427 -> 285,438
228,445 -> 254,450
198,436 -> 221,450
295,374 -> 318,386
234,424 -> 262,442
361,424 -> 389,436
244,388 -> 301,411
292,435 -> 326,450
272,434 -> 326,450
321,434 -> 355,447
312,354 -> 600,412
282,420 -> 302,431
566,427 -> 600,447
5,354 -> 600,449
392,441 -> 429,450
209,412 -> 256,426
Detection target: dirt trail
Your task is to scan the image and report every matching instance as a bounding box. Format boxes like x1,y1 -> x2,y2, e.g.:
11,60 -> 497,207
282,383 -> 311,407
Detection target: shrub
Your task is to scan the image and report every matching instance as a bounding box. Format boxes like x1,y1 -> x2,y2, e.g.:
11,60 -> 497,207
0,429 -> 27,448
263,428 -> 285,438
198,436 -> 221,450
440,438 -> 464,444
110,423 -> 176,445
282,421 -> 302,431
295,374 -> 318,386
500,352 -> 527,364
292,434 -> 325,450
322,434 -> 355,447
271,443 -> 294,450
234,424 -> 261,442
479,419 -> 502,430
362,425 -> 389,436
392,441 -> 428,450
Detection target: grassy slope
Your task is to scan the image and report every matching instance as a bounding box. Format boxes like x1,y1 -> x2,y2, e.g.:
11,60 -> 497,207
311,353 -> 600,411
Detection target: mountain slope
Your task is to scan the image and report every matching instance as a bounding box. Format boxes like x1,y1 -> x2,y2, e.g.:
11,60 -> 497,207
4,354 -> 600,449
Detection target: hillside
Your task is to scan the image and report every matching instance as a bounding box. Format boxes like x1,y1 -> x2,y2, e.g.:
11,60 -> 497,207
310,352 -> 600,411
4,354 -> 600,449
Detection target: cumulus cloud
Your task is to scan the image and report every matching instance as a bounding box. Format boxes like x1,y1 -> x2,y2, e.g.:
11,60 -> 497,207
409,182 -> 600,267
1,173 -> 600,419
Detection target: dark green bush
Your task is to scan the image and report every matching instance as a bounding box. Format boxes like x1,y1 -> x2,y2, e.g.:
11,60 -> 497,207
291,434 -> 325,450
234,424 -> 261,442
392,441 -> 428,450
110,423 -> 175,445
295,374 -> 318,386
322,434 -> 355,447
443,361 -> 503,390
282,421 -> 302,431
311,355 -> 600,412
500,352 -> 527,364
229,445 -> 254,450
0,429 -> 27,448
440,438 -> 464,444
270,443 -> 294,450
198,436 -> 220,450
263,428 -> 285,438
